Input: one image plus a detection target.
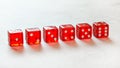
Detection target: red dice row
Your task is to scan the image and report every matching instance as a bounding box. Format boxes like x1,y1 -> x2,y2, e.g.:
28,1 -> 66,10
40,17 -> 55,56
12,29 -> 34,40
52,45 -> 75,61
8,22 -> 109,47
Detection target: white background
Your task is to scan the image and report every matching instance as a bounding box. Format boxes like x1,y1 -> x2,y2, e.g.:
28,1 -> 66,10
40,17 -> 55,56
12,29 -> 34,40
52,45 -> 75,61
0,0 -> 120,68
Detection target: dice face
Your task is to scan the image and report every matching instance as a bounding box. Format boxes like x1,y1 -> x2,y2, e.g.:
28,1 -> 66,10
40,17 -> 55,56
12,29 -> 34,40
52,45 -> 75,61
43,26 -> 58,43
59,24 -> 75,41
8,29 -> 23,47
93,21 -> 109,38
25,28 -> 41,45
76,23 -> 92,39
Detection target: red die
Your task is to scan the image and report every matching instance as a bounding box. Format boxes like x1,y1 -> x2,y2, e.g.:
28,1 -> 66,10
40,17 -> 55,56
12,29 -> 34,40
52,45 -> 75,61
93,21 -> 109,38
8,29 -> 23,47
25,28 -> 41,45
59,24 -> 75,41
76,23 -> 92,39
43,26 -> 58,43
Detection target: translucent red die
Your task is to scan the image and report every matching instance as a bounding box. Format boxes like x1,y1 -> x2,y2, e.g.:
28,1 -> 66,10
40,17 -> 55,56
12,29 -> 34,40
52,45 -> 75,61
59,24 -> 75,41
8,29 -> 23,47
76,23 -> 92,39
93,21 -> 109,38
43,26 -> 58,43
25,28 -> 41,45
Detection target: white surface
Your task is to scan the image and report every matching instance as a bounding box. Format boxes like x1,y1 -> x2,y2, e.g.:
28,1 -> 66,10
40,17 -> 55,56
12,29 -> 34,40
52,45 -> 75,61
0,0 -> 120,68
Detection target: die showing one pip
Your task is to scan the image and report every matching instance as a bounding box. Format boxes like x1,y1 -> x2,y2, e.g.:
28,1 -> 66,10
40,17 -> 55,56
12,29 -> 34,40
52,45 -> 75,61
43,26 -> 58,43
25,28 -> 41,45
8,29 -> 23,47
93,21 -> 109,38
59,24 -> 75,41
76,23 -> 92,39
